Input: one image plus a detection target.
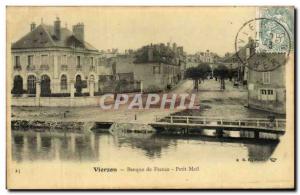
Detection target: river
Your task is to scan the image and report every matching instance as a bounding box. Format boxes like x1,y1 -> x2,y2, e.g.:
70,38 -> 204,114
11,129 -> 280,164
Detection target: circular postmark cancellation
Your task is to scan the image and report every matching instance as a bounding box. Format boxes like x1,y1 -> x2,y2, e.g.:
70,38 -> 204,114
235,18 -> 291,72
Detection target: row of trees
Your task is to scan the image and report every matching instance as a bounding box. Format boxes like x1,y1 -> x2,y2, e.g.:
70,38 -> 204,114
185,63 -> 238,91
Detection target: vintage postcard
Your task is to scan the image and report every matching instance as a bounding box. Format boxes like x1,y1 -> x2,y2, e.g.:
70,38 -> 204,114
6,6 -> 295,189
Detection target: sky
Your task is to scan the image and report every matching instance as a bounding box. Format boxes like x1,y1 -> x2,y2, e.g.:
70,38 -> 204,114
7,6 -> 256,56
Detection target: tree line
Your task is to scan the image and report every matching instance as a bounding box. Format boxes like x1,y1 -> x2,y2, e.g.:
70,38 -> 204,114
185,62 -> 238,91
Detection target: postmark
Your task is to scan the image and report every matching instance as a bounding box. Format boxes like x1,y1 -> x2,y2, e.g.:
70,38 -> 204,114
235,18 -> 291,72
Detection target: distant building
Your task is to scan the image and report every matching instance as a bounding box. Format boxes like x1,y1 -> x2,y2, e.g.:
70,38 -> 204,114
186,55 -> 200,69
197,50 -> 215,63
11,18 -> 111,97
218,53 -> 244,82
186,50 -> 218,68
113,42 -> 185,92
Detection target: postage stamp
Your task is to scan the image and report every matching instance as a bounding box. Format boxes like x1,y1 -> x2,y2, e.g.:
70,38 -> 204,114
235,18 -> 291,72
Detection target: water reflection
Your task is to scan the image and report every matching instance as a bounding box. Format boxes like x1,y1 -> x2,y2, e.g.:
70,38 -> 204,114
12,131 -> 99,162
111,133 -> 177,159
12,129 -> 279,163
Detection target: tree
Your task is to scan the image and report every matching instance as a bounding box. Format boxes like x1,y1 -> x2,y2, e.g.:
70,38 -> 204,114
115,79 -> 129,93
214,64 -> 229,90
185,63 -> 211,91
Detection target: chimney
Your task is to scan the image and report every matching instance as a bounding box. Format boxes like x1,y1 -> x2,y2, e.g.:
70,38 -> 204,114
54,17 -> 61,40
73,23 -> 84,42
30,22 -> 36,32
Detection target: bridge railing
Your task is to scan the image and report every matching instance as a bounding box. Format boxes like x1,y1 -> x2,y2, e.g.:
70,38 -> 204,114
155,115 -> 286,130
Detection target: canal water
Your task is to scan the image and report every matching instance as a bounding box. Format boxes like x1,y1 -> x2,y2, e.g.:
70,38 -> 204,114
11,129 -> 279,164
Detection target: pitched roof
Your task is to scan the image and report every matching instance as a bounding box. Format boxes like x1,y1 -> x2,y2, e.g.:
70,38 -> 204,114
11,24 -> 98,51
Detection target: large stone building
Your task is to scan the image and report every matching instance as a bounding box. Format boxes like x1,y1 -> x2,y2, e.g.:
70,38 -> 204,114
11,18 -> 111,98
113,43 -> 185,92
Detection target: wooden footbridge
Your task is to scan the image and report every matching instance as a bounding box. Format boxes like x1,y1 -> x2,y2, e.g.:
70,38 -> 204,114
150,115 -> 286,138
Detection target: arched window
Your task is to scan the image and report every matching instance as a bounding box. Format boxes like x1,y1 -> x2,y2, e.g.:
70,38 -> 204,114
75,75 -> 82,94
27,75 -> 36,94
60,75 -> 68,90
12,75 -> 23,95
40,75 -> 51,96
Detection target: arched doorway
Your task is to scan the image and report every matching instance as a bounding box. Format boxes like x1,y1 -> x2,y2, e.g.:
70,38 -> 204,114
27,75 -> 36,94
75,75 -> 82,95
41,75 -> 51,97
12,75 -> 23,95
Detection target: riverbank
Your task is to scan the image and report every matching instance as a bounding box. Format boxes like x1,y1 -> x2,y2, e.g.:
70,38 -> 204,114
10,80 -> 285,129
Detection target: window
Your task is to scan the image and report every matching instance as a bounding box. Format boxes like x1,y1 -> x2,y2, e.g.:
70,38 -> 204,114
41,55 -> 48,65
77,56 -> 81,67
267,90 -> 273,95
262,72 -> 271,84
61,55 -> 67,65
27,75 -> 36,94
28,55 -> 33,66
259,88 -> 275,101
90,57 -> 94,66
60,75 -> 68,90
15,56 -> 20,67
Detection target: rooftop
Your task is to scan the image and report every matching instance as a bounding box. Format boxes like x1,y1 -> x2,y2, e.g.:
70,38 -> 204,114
11,23 -> 98,51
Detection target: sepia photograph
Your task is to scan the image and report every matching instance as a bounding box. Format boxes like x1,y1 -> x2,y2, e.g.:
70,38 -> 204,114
6,6 -> 295,189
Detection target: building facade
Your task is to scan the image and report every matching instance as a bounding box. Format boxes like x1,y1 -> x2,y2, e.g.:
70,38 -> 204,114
196,50 -> 216,64
114,43 -> 184,92
11,18 -> 111,98
247,55 -> 286,114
